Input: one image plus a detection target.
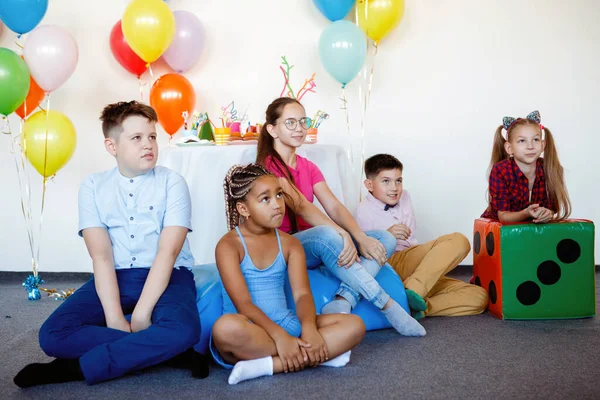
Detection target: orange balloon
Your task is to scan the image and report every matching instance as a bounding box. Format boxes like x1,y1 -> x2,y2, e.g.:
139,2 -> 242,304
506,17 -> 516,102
149,73 -> 196,136
16,60 -> 45,119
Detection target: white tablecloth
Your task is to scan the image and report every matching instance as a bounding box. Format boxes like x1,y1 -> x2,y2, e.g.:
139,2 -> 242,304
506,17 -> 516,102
158,144 -> 357,264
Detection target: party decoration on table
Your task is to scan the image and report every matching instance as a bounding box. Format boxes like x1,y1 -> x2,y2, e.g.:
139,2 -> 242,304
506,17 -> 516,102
191,111 -> 208,131
357,0 -> 404,43
196,112 -> 216,142
279,56 -> 317,101
182,111 -> 190,130
23,110 -> 77,178
312,0 -> 355,22
219,101 -> 238,127
305,110 -> 330,144
23,25 -> 79,93
0,0 -> 48,35
110,20 -> 147,78
122,0 -> 175,65
150,73 -> 196,136
0,48 -> 30,117
311,110 -> 330,129
163,10 -> 205,73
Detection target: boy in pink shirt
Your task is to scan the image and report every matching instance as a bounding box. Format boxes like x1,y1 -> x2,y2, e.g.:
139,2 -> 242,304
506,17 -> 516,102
355,154 -> 488,319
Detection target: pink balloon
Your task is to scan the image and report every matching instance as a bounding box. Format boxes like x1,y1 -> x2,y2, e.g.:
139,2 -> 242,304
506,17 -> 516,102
23,25 -> 79,93
162,10 -> 204,73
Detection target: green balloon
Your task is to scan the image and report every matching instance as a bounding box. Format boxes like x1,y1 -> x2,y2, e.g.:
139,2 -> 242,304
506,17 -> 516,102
0,48 -> 30,116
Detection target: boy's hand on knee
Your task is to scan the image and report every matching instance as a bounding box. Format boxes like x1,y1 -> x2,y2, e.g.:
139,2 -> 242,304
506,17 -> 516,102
357,235 -> 387,265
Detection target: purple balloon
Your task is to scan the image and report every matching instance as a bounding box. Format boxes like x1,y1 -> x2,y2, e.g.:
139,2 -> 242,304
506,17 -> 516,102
162,10 -> 204,73
23,25 -> 78,93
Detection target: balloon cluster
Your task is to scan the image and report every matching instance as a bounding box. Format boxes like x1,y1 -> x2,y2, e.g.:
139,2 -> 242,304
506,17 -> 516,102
0,0 -> 78,300
314,0 -> 405,88
111,0 -> 204,136
0,0 -> 78,177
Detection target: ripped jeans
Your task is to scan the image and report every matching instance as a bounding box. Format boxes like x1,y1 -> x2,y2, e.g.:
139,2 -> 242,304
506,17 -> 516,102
294,226 -> 396,309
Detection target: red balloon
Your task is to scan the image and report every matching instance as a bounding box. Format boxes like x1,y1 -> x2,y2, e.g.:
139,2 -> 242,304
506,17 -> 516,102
16,56 -> 46,119
109,20 -> 147,77
150,73 -> 196,136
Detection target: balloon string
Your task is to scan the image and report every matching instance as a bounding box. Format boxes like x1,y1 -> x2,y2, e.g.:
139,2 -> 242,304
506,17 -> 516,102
340,86 -> 353,166
34,95 -> 51,277
365,42 -> 378,109
148,64 -> 154,78
11,114 -> 36,278
356,41 -> 378,201
138,76 -> 147,102
14,37 -> 24,55
1,115 -> 11,134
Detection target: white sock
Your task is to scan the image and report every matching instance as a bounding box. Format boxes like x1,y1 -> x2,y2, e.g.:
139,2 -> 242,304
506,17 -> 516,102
320,350 -> 351,368
228,356 -> 273,385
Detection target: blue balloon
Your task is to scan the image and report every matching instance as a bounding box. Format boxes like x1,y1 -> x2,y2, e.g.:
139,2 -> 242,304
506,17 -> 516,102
0,0 -> 48,35
313,0 -> 355,22
319,20 -> 367,87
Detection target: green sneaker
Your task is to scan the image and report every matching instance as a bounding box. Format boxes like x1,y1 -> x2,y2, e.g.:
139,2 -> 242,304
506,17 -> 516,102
411,310 -> 425,320
405,289 -> 427,312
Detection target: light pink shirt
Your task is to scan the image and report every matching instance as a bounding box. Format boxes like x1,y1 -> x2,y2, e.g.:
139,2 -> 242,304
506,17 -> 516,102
354,191 -> 417,252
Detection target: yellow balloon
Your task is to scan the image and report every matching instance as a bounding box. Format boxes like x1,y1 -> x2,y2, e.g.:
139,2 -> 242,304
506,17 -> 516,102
357,0 -> 405,42
122,0 -> 175,63
23,110 -> 77,178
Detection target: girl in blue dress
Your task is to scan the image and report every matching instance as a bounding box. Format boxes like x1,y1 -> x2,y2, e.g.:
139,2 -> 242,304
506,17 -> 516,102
212,164 -> 366,385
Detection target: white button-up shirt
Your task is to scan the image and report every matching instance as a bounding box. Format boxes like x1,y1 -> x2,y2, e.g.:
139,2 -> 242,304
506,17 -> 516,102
78,166 -> 194,269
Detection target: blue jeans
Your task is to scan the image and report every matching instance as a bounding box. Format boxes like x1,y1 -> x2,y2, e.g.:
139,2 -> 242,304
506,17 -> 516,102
294,226 -> 397,309
38,267 -> 200,384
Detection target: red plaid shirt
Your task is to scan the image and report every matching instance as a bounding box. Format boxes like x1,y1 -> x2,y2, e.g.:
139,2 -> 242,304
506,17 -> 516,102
481,157 -> 553,219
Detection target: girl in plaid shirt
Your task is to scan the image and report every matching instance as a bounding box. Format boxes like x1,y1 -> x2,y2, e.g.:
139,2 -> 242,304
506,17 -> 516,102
481,111 -> 571,223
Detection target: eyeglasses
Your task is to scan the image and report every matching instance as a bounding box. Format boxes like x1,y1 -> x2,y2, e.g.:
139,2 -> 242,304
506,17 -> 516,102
276,117 -> 312,130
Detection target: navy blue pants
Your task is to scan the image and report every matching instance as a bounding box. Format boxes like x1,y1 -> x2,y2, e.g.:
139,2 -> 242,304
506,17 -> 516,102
38,267 -> 200,384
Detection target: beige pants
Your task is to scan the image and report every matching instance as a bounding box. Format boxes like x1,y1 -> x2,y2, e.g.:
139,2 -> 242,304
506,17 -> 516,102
387,233 -> 488,317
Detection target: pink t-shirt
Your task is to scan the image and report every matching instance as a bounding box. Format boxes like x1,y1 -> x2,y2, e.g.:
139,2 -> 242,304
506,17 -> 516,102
354,192 -> 417,252
264,154 -> 325,233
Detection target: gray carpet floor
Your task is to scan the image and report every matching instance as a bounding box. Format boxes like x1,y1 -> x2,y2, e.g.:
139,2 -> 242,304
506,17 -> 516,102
1,269 -> 599,400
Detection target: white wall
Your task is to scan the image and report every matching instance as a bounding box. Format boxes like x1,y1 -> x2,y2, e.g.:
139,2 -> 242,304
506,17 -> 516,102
1,0 -> 598,272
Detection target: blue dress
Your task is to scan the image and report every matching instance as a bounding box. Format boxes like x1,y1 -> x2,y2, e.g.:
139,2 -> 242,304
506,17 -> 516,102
211,227 -> 302,368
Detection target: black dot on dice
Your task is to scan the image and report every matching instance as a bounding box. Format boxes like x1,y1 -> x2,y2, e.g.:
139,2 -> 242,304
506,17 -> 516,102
537,260 -> 561,285
474,276 -> 481,287
516,281 -> 541,306
474,232 -> 481,254
556,239 -> 581,264
486,232 -> 495,257
488,280 -> 497,304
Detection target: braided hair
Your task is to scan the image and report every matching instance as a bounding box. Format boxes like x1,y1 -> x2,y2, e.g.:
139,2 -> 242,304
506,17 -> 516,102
223,164 -> 273,231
